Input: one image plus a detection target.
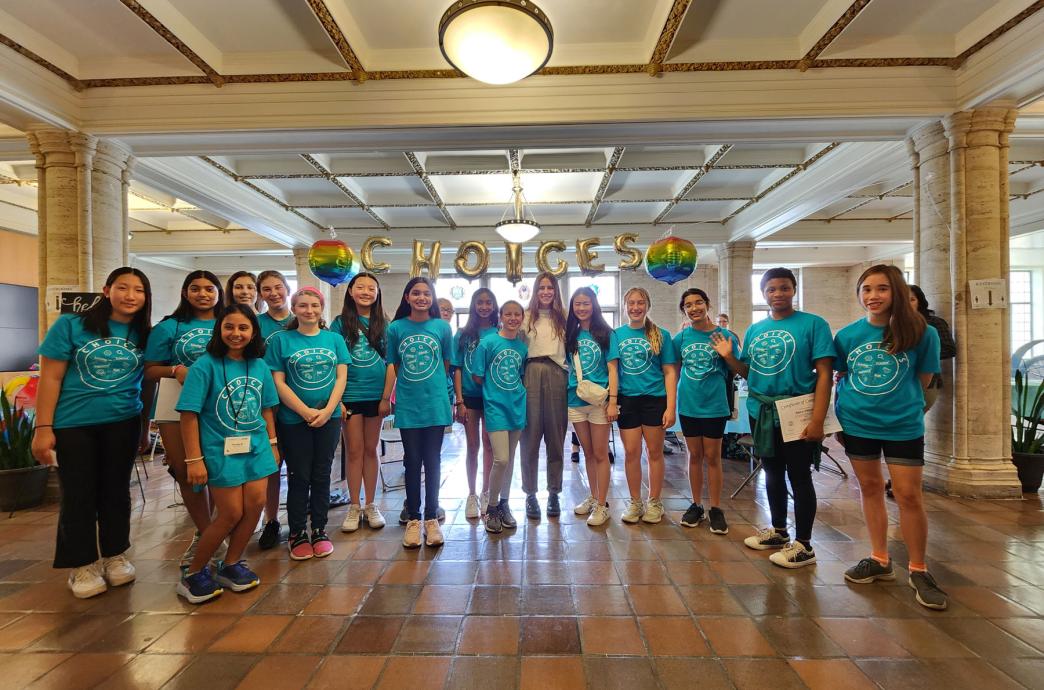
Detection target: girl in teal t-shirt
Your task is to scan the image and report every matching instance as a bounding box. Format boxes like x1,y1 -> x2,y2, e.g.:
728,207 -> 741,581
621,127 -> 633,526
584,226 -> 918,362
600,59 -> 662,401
265,288 -> 348,561
833,265 -> 946,611
614,287 -> 679,527
330,272 -> 390,533
565,287 -> 620,528
384,278 -> 454,549
451,288 -> 499,520
673,288 -> 741,536
471,301 -> 527,533
175,304 -> 279,604
33,267 -> 152,601
142,270 -> 222,569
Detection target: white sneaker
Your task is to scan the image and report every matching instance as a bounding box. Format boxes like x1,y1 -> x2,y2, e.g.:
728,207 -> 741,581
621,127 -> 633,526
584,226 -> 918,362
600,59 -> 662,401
363,503 -> 386,529
769,542 -> 817,569
587,503 -> 610,527
341,504 -> 362,532
743,526 -> 790,551
465,494 -> 481,519
403,519 -> 422,548
574,495 -> 597,515
641,498 -> 665,524
102,554 -> 136,586
424,519 -> 444,547
621,498 -> 646,524
68,562 -> 106,599
179,532 -> 200,569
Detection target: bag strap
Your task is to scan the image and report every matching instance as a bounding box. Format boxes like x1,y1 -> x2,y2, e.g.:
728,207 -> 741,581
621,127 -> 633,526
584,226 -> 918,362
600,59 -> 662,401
572,351 -> 584,383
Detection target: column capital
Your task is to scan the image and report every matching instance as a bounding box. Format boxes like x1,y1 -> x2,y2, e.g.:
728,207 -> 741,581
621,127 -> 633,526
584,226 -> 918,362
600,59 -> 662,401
26,128 -> 99,168
93,139 -> 134,180
714,240 -> 755,260
906,121 -> 947,167
943,106 -> 1018,150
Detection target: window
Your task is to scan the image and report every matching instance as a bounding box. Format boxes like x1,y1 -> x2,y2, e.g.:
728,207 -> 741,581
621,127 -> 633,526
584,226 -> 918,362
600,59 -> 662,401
435,277 -> 479,310
489,277 -> 534,310
751,271 -> 770,324
1011,270 -> 1033,350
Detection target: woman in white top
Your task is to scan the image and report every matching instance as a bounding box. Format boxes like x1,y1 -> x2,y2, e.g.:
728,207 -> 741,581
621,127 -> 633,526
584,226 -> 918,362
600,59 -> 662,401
520,272 -> 570,520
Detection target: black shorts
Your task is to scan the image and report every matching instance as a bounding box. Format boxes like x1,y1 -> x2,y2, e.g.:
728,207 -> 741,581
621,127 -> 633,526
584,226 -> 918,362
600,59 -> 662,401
345,399 -> 380,418
463,395 -> 484,411
841,433 -> 924,466
680,415 -> 728,439
617,394 -> 667,429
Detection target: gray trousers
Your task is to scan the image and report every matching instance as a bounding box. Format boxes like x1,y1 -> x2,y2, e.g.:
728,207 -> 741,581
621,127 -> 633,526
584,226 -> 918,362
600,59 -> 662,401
487,430 -> 520,506
520,358 -> 568,496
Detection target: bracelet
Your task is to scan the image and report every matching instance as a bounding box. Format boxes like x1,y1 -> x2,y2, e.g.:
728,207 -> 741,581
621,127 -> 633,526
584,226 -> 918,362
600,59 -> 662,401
184,456 -> 204,464
34,424 -> 53,429
269,437 -> 279,445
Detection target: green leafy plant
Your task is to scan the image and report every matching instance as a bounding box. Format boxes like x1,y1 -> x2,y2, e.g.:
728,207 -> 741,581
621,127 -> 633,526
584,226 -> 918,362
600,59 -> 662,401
1012,368 -> 1044,454
0,388 -> 36,471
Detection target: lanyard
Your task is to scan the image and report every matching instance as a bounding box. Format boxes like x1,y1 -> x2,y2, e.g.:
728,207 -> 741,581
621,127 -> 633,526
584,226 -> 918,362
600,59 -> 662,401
221,357 -> 251,431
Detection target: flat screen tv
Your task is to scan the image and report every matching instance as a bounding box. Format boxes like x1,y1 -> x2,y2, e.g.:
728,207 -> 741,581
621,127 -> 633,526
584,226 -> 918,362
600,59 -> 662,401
0,284 -> 39,372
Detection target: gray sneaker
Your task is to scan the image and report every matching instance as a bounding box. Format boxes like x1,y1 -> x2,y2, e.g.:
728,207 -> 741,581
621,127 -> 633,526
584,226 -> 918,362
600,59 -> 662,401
909,571 -> 948,610
484,510 -> 503,534
525,494 -> 540,519
844,557 -> 896,584
546,493 -> 561,517
498,500 -> 518,529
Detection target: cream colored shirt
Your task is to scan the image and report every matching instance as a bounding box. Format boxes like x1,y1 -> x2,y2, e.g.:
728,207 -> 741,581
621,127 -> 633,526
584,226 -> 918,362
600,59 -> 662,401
523,310 -> 567,369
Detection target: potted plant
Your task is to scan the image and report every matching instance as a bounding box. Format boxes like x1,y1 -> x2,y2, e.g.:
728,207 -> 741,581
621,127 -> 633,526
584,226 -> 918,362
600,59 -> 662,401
0,388 -> 49,511
1012,368 -> 1044,493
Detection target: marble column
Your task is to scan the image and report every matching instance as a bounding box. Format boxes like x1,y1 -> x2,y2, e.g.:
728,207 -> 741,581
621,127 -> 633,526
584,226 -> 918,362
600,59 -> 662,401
292,247 -> 332,321
715,240 -> 755,340
27,128 -> 134,334
908,103 -> 1022,498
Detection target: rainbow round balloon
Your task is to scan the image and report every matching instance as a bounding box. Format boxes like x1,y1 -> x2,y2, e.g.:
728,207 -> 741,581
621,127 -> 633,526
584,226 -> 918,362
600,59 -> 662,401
308,239 -> 355,286
645,234 -> 697,285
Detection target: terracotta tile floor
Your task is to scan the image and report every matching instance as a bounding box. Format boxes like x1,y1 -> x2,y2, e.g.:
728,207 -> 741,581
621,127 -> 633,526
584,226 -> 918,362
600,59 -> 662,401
0,430 -> 1042,689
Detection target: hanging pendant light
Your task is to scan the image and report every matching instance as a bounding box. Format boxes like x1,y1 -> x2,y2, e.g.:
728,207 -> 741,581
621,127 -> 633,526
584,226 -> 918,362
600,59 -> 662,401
494,171 -> 541,243
439,1 -> 554,85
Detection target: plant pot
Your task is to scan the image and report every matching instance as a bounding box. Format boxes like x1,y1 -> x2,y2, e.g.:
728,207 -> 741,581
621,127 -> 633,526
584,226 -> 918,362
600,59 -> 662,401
1012,452 -> 1044,494
0,464 -> 50,511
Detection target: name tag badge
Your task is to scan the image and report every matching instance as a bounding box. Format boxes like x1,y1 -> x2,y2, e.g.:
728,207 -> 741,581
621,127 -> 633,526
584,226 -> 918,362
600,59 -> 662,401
224,435 -> 251,455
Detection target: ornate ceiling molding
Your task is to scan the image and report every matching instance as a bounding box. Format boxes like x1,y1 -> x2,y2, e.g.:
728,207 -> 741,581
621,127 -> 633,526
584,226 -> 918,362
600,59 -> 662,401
584,146 -> 625,227
648,0 -> 693,71
798,0 -> 872,72
654,144 -> 732,224
0,32 -> 84,91
951,0 -> 1044,69
305,0 -> 366,79
405,151 -> 456,229
300,153 -> 389,228
116,0 -> 224,87
722,143 -> 842,224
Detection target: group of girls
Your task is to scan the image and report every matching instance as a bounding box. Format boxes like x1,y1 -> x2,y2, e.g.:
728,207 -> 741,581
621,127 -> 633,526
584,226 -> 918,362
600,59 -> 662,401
32,260 -> 947,611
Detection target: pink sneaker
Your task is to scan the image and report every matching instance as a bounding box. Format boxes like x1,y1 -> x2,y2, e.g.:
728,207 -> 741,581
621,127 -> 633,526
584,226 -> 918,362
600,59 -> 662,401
311,530 -> 334,558
289,533 -> 313,560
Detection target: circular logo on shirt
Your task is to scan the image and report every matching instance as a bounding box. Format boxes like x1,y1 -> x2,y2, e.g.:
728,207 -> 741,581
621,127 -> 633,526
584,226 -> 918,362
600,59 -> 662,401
349,333 -> 381,368
489,348 -> 524,391
76,337 -> 141,390
681,342 -> 718,381
619,337 -> 653,375
174,327 -> 212,364
746,329 -> 796,376
463,339 -> 481,374
399,334 -> 441,382
216,375 -> 264,432
287,347 -> 337,390
847,341 -> 908,396
577,339 -> 603,374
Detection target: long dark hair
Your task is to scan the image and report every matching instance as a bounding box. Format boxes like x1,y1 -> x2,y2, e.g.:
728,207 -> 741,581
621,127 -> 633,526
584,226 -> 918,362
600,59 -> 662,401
206,304 -> 265,359
225,270 -> 260,310
857,264 -> 926,355
678,287 -> 711,313
908,284 -> 934,318
459,287 -> 498,350
566,287 -> 612,355
81,267 -> 152,347
392,277 -> 440,321
526,271 -> 567,339
166,270 -> 223,323
338,272 -> 387,357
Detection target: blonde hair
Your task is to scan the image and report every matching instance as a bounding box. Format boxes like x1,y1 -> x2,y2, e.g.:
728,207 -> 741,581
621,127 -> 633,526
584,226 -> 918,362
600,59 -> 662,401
623,287 -> 662,355
287,286 -> 327,330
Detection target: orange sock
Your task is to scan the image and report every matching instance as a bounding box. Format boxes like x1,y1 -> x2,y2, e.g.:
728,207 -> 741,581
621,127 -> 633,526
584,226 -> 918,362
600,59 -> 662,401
908,562 -> 927,573
871,553 -> 890,567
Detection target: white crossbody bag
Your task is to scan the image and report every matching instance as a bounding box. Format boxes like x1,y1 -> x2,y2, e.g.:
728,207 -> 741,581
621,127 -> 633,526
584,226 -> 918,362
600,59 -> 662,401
573,351 -> 609,406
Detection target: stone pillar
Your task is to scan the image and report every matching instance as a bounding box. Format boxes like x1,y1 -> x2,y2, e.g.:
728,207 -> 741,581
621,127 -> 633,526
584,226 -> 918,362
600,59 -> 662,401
715,240 -> 755,340
27,128 -> 134,334
292,247 -> 332,321
908,103 -> 1022,498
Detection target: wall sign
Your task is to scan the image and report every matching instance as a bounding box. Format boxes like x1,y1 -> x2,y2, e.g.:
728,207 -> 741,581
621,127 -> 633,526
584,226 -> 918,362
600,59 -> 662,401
59,292 -> 104,314
969,279 -> 1007,310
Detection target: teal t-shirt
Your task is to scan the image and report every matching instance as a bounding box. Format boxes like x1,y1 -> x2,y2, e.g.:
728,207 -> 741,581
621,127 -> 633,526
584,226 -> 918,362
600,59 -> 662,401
385,317 -> 454,429
472,334 -> 528,432
330,315 -> 387,403
264,329 -> 350,425
452,326 -> 498,399
258,311 -> 292,343
143,317 -> 215,366
674,325 -> 738,419
37,314 -> 145,429
740,311 -> 835,421
567,329 -> 620,408
174,353 -> 279,488
833,318 -> 941,441
615,324 -> 679,397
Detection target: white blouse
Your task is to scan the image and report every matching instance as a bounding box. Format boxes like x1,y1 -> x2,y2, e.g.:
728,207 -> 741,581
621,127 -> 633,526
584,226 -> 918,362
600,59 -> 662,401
523,310 -> 567,369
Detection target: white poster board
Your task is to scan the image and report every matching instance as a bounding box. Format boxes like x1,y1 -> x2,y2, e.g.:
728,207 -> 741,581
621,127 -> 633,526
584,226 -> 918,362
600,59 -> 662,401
153,378 -> 183,423
775,393 -> 843,443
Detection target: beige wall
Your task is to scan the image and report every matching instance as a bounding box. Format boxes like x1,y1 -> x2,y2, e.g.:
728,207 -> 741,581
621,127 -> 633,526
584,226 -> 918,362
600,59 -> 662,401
0,230 -> 38,287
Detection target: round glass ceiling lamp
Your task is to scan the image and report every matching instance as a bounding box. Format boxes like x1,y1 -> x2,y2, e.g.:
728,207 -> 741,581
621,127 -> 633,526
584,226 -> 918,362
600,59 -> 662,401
494,172 -> 541,243
439,1 -> 554,85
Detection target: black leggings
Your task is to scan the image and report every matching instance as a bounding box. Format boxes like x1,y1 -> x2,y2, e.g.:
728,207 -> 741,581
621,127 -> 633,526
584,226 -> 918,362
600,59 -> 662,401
759,421 -> 817,543
400,425 -> 444,520
53,416 -> 141,569
278,418 -> 341,535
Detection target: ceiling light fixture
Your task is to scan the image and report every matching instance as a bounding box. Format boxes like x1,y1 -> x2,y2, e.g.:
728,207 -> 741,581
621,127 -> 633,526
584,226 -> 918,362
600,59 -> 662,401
494,171 -> 540,243
438,0 -> 554,85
